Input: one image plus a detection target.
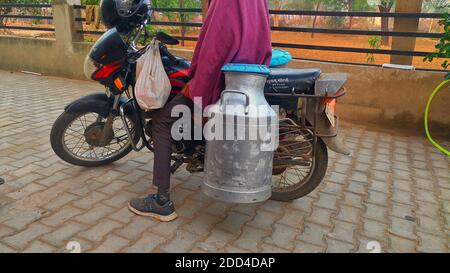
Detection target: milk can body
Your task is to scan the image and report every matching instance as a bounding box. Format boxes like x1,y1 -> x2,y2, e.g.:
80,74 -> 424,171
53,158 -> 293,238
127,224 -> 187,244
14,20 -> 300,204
202,64 -> 278,203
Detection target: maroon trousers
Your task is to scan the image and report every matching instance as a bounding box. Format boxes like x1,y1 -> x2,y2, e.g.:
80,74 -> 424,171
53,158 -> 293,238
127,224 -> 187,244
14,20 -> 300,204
151,93 -> 193,190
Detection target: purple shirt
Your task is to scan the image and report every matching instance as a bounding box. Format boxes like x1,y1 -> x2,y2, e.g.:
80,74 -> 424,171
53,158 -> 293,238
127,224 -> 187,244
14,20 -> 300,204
187,0 -> 272,109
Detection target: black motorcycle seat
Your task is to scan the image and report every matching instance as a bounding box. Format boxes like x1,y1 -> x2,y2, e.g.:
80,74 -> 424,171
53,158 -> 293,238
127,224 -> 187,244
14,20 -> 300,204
265,68 -> 321,95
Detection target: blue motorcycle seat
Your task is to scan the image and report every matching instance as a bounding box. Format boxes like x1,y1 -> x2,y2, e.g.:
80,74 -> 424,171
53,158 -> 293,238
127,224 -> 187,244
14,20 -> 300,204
222,63 -> 271,75
270,49 -> 293,67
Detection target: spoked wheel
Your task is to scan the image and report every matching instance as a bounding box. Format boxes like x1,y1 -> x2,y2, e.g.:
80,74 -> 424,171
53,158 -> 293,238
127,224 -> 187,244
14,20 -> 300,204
271,121 -> 328,202
50,111 -> 136,167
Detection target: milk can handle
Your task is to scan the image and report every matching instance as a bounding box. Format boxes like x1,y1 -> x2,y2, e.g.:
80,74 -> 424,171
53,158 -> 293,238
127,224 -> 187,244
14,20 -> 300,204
219,90 -> 250,114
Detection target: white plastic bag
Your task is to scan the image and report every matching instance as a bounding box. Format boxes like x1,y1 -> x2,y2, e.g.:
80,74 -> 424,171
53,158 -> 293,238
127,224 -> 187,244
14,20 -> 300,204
135,40 -> 171,111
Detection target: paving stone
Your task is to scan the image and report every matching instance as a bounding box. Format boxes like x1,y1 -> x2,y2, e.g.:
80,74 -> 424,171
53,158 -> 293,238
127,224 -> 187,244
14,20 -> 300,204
247,210 -> 278,231
389,217 -> 417,240
41,221 -> 87,247
2,208 -> 48,230
261,243 -> 291,253
293,240 -> 324,253
71,191 -> 109,210
388,234 -> 417,253
362,219 -> 387,242
74,203 -> 115,225
296,222 -> 330,247
0,242 -> 16,253
6,183 -> 46,200
91,234 -> 130,253
364,203 -> 388,223
42,192 -> 79,210
392,189 -> 414,205
182,214 -> 222,237
41,205 -> 83,227
78,219 -> 123,242
325,238 -> 355,253
197,229 -> 236,252
22,240 -> 56,253
315,193 -> 339,210
176,198 -> 208,219
264,224 -> 298,251
417,215 -> 444,235
150,217 -> 188,238
1,223 -> 51,249
306,207 -> 334,227
101,190 -> 136,208
417,232 -> 448,253
108,207 -> 135,224
115,217 -> 158,240
122,232 -> 166,253
390,202 -> 416,220
160,230 -> 199,253
330,220 -> 357,243
336,205 -> 361,224
215,211 -> 252,234
232,226 -> 269,252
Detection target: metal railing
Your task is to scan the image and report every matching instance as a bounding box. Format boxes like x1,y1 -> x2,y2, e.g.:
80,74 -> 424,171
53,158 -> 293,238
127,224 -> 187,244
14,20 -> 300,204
1,5 -> 445,68
72,6 -> 445,59
0,3 -> 54,32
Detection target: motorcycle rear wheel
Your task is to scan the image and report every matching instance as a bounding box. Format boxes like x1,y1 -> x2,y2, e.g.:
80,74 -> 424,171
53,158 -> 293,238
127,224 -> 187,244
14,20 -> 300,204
271,138 -> 328,202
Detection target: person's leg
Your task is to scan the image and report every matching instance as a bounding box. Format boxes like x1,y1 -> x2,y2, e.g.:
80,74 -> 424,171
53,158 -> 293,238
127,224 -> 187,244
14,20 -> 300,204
128,94 -> 193,222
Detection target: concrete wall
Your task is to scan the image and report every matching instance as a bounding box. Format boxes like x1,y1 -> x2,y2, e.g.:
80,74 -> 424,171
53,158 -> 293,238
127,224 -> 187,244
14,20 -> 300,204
0,36 -> 91,79
171,48 -> 450,134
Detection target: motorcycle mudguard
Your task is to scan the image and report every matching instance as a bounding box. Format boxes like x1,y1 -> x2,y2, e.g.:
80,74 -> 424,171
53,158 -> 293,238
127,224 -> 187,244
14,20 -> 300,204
305,101 -> 351,156
64,93 -> 135,118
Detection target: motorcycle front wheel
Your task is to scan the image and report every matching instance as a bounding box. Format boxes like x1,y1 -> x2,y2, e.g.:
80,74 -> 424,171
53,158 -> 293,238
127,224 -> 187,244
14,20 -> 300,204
50,110 -> 137,167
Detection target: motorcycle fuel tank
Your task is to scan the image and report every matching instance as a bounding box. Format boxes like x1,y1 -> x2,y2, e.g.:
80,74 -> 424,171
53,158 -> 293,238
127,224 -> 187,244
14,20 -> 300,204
202,64 -> 278,203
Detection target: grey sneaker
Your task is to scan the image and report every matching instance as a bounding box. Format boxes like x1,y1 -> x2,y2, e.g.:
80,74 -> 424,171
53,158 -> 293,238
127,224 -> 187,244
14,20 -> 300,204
128,194 -> 178,222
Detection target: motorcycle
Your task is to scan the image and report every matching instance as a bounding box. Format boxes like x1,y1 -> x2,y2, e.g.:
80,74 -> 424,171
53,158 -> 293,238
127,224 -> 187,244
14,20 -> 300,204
50,14 -> 349,202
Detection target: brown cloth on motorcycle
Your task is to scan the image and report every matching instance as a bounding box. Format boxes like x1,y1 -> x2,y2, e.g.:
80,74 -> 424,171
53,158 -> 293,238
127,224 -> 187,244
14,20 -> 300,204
85,5 -> 101,29
184,0 -> 272,110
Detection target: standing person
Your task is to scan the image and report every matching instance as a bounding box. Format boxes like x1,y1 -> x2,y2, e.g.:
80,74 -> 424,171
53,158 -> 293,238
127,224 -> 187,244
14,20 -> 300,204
128,0 -> 273,222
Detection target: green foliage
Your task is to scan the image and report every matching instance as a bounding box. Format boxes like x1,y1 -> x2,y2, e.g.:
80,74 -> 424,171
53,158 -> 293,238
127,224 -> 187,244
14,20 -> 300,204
367,36 -> 381,63
424,13 -> 450,73
82,0 -> 101,5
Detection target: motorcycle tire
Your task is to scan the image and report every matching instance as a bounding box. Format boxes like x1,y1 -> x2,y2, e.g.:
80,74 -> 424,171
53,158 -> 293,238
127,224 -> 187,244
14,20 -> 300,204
271,138 -> 328,202
50,111 -> 137,167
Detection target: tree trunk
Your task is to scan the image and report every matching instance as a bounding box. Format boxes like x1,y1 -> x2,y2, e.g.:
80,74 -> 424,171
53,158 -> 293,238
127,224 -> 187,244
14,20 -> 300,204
428,18 -> 435,33
180,0 -> 185,47
311,1 -> 322,38
274,14 -> 280,27
347,1 -> 353,29
379,5 -> 391,46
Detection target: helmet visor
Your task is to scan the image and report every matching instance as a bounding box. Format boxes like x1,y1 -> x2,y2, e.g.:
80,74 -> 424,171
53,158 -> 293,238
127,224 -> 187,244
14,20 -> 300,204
114,0 -> 144,17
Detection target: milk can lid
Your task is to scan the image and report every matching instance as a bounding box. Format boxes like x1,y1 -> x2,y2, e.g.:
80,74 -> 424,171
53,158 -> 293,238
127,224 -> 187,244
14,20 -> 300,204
222,63 -> 271,75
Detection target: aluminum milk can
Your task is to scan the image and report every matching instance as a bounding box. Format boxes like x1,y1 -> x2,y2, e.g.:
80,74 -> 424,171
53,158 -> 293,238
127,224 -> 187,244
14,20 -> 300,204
202,64 -> 278,203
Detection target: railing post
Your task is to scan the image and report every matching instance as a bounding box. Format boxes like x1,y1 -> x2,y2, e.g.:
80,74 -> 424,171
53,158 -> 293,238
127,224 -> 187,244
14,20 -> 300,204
52,0 -> 83,49
390,0 -> 423,65
201,0 -> 209,21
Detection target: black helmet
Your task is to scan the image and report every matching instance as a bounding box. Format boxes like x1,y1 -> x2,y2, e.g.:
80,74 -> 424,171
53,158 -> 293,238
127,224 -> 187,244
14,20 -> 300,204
100,0 -> 152,32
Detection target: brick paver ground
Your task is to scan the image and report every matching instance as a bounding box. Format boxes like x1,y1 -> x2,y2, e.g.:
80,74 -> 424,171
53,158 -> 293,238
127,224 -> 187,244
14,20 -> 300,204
0,70 -> 449,253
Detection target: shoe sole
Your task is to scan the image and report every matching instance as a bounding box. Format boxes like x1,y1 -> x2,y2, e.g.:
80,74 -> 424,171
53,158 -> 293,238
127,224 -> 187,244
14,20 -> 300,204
127,203 -> 178,222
